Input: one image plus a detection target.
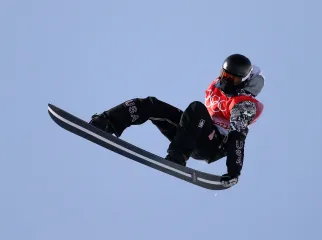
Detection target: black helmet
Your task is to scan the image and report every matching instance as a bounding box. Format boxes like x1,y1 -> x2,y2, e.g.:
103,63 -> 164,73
222,54 -> 252,78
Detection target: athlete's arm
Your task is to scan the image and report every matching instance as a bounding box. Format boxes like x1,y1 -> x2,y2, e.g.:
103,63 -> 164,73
225,101 -> 257,177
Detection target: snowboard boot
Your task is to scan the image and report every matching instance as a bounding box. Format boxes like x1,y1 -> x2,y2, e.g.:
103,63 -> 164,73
89,113 -> 117,136
165,150 -> 188,167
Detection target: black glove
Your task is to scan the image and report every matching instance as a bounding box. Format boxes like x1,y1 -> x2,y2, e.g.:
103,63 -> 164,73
221,173 -> 239,188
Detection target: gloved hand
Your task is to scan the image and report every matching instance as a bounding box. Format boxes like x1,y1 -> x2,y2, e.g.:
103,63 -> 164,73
221,173 -> 239,188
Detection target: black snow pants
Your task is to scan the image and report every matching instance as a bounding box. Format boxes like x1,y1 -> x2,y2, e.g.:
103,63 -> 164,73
103,96 -> 227,163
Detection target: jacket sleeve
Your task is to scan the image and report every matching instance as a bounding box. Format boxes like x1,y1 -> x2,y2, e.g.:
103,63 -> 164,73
225,101 -> 257,177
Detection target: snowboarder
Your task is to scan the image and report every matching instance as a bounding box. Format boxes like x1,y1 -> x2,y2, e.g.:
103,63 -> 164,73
89,54 -> 264,188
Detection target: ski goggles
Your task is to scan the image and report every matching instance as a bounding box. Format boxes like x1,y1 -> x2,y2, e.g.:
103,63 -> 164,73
220,68 -> 253,83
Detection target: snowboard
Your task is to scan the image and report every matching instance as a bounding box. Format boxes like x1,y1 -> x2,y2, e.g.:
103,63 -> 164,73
48,103 -> 230,190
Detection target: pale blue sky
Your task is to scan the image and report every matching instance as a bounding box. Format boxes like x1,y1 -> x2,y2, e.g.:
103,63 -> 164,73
1,0 -> 322,239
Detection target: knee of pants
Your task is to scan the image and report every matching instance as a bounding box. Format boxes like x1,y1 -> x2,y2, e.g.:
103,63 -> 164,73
135,96 -> 159,105
146,96 -> 158,104
188,101 -> 206,113
124,96 -> 158,108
